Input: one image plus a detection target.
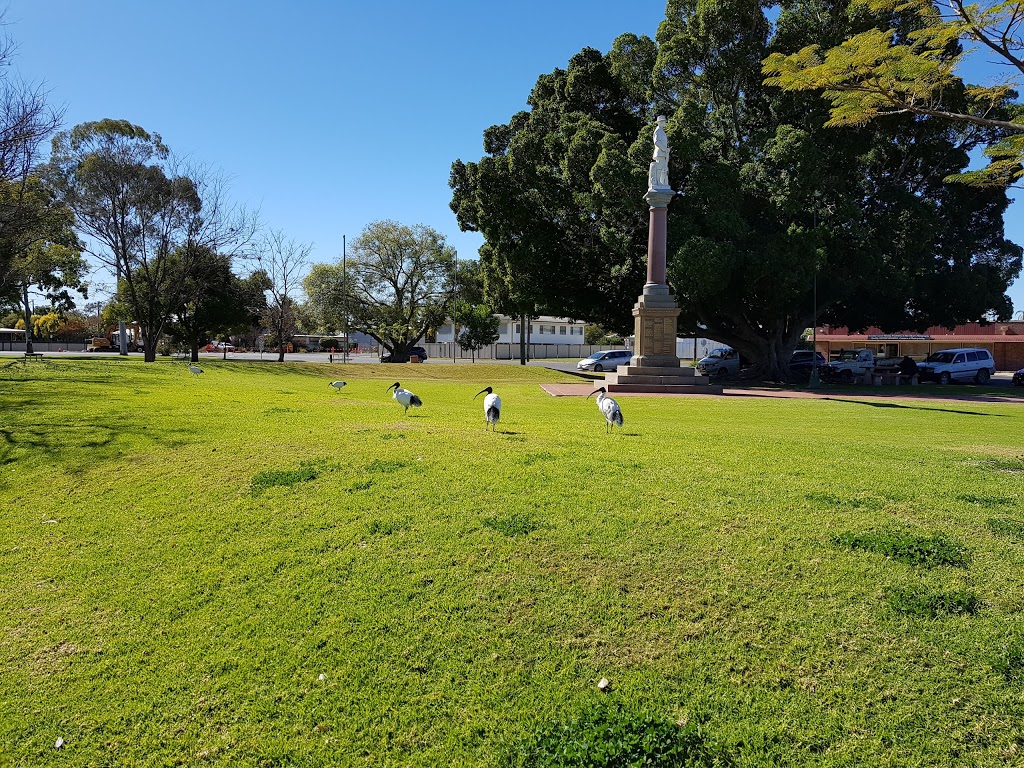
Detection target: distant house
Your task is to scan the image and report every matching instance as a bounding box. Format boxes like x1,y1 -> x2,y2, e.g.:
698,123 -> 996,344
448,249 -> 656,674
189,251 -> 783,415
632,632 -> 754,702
434,315 -> 588,345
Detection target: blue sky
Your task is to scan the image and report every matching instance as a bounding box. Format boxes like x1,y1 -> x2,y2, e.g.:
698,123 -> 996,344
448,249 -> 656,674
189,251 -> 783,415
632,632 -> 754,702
8,0 -> 1023,312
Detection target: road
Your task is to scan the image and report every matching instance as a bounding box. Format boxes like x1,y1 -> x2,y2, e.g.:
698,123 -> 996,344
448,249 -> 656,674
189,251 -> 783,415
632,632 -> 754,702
2,350 -> 1016,385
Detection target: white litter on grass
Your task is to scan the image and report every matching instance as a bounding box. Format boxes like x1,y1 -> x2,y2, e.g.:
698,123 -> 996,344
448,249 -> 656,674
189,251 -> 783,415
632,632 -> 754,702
598,677 -> 611,691
54,737 -> 64,749
42,520 -> 58,524
318,673 -> 327,681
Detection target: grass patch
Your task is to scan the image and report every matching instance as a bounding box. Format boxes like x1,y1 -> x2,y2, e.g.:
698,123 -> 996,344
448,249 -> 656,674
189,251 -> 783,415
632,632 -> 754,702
512,700 -> 727,767
366,458 -> 414,473
250,463 -> 320,493
483,512 -> 544,537
250,458 -> 340,494
886,587 -> 983,617
993,642 -> 1024,683
5,358 -> 1024,766
988,517 -> 1024,542
366,517 -> 412,536
833,530 -> 971,568
960,494 -> 1014,507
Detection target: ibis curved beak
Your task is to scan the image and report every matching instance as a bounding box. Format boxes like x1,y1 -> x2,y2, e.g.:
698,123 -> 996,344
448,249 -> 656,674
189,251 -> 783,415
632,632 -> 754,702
386,382 -> 399,392
586,390 -> 600,399
474,387 -> 490,399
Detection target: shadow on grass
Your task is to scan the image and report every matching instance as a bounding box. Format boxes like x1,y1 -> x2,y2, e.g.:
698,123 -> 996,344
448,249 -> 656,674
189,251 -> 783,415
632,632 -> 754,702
0,415 -> 196,473
824,398 -> 1007,417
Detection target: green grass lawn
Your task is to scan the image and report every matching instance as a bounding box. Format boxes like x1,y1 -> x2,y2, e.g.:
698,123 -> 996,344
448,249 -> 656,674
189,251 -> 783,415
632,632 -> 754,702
3,358 -> 1024,766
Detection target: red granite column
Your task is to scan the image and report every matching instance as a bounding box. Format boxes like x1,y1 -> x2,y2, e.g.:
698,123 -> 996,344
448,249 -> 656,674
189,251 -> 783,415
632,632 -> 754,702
647,205 -> 668,286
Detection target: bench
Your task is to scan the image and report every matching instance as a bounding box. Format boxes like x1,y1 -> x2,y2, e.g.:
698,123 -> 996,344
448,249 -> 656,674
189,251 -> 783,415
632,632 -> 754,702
23,352 -> 44,361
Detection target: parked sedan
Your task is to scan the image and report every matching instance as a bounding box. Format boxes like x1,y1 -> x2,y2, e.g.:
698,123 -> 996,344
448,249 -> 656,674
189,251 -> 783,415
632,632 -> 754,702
789,350 -> 826,377
577,349 -> 632,372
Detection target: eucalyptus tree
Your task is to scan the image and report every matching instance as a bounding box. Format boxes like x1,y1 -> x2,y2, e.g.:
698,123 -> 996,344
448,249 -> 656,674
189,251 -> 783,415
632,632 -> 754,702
44,119 -> 256,361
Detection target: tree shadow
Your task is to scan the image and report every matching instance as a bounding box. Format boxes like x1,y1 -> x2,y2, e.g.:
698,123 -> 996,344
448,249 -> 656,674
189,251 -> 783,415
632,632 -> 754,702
824,398 -> 1008,417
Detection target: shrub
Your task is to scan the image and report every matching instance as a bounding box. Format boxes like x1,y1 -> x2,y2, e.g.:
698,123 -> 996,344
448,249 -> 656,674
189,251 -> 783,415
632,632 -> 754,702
833,531 -> 970,568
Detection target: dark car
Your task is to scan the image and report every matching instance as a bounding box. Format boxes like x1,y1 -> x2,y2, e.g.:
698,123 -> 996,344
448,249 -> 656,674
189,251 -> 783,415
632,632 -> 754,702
381,346 -> 428,363
789,350 -> 826,377
1013,367 -> 1024,386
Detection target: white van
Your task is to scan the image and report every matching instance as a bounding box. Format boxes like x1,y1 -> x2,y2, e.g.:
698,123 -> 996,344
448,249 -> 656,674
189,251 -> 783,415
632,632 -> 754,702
917,348 -> 996,384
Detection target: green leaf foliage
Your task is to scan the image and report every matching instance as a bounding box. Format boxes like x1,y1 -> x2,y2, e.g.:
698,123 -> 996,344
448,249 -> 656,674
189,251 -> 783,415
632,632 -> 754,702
453,0 -> 1022,379
763,0 -> 1024,185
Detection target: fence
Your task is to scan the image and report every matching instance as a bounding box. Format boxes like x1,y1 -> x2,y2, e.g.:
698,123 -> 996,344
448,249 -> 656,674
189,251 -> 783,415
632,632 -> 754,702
422,342 -> 629,361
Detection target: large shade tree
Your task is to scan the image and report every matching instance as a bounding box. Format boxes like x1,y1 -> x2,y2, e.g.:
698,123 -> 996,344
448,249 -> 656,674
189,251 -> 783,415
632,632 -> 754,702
304,220 -> 454,363
167,246 -> 269,362
0,177 -> 86,354
451,0 -> 1021,379
44,119 -> 256,361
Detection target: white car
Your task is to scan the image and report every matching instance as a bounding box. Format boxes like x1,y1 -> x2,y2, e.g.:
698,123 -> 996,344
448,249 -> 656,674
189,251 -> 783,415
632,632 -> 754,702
917,348 -> 995,384
577,349 -> 632,372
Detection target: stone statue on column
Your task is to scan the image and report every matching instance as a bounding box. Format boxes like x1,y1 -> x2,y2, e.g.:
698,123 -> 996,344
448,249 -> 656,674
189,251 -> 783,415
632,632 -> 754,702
648,115 -> 671,192
600,114 -> 722,392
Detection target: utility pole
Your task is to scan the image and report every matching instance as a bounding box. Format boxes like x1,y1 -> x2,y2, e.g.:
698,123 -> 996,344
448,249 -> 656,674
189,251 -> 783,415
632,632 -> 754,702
452,252 -> 458,364
342,235 -> 348,364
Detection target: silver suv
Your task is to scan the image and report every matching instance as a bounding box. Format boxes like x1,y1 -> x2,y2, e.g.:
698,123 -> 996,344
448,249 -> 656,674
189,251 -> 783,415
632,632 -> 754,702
917,348 -> 995,384
577,349 -> 632,372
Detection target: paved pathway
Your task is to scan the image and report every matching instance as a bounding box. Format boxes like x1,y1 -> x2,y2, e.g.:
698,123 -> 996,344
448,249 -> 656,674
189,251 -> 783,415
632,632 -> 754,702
540,382 -> 1024,404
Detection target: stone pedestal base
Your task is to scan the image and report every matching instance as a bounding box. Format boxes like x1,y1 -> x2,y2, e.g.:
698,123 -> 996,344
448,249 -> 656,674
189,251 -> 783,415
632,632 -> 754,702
631,283 -> 680,369
603,365 -> 723,395
599,282 -> 724,394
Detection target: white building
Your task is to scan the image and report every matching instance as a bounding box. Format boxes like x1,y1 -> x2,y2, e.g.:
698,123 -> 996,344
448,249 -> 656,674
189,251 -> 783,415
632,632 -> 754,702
434,315 -> 589,344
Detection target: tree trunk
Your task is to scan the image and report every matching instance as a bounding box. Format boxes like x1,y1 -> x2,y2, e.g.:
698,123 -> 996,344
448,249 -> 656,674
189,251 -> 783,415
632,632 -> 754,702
21,283 -> 33,355
143,338 -> 158,363
277,320 -> 286,362
191,344 -> 200,363
118,320 -> 128,356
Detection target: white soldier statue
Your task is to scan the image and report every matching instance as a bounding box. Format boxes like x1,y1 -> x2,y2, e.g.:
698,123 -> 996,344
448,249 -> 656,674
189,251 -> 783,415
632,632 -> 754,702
648,115 -> 671,191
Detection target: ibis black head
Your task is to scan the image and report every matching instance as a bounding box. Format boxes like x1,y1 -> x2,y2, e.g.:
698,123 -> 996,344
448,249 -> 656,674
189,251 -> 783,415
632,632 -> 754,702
586,386 -> 607,399
386,382 -> 400,392
474,386 -> 493,399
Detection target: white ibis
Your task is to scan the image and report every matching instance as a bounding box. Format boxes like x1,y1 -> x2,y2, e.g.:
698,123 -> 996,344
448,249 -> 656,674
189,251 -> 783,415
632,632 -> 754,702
328,380 -> 347,393
386,382 -> 422,415
587,386 -> 623,433
188,365 -> 204,376
474,386 -> 501,431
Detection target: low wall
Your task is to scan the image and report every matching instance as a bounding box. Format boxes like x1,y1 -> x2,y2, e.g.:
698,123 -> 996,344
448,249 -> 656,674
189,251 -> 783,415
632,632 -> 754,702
423,343 -> 629,361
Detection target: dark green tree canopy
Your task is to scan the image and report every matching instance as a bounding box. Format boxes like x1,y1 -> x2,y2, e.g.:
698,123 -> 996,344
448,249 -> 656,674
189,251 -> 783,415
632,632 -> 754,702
451,0 -> 1022,378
